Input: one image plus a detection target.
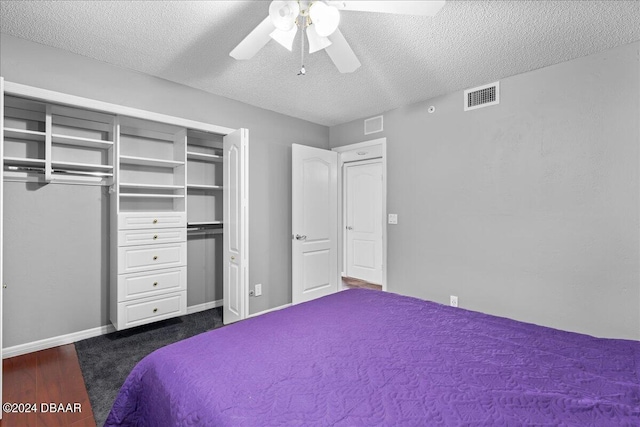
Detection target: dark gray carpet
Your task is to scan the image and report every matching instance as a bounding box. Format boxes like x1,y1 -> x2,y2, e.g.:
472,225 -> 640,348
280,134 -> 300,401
75,308 -> 224,426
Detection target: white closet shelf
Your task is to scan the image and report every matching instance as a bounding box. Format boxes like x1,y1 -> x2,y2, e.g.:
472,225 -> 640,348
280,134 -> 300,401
51,161 -> 114,172
187,184 -> 223,190
120,183 -> 184,190
120,155 -> 185,168
119,193 -> 185,199
186,151 -> 223,162
3,157 -> 46,167
52,133 -> 114,149
188,221 -> 223,226
4,127 -> 46,141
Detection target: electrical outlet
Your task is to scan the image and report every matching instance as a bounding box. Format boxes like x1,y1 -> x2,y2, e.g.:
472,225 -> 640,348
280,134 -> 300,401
255,284 -> 262,297
450,295 -> 458,307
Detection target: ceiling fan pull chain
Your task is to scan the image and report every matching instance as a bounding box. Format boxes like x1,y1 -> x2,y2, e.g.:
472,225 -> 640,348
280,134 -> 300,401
298,18 -> 306,75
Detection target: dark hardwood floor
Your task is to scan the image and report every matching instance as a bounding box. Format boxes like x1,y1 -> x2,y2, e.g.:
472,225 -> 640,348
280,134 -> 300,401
1,344 -> 96,427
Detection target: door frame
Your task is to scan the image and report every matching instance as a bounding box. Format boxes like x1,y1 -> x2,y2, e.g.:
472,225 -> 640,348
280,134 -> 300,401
0,76 -> 4,419
343,158 -> 383,284
332,138 -> 387,291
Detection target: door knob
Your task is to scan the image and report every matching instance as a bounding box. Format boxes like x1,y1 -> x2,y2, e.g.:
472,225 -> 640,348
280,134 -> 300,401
295,234 -> 307,240
346,226 -> 353,230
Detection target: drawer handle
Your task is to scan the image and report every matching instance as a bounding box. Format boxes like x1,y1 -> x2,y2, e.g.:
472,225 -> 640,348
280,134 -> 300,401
153,219 -> 158,224
153,308 -> 158,313
153,282 -> 158,287
153,235 -> 158,240
153,256 -> 158,261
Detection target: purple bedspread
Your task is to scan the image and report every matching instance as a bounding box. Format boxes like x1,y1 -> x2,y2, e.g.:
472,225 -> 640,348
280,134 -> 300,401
105,289 -> 640,426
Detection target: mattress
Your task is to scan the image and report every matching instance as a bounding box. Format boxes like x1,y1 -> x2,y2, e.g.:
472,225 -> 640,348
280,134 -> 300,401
105,289 -> 640,426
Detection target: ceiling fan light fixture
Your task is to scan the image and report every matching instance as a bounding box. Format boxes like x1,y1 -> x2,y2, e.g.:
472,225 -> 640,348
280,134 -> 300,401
309,1 -> 340,37
306,24 -> 332,53
269,0 -> 300,31
270,25 -> 298,51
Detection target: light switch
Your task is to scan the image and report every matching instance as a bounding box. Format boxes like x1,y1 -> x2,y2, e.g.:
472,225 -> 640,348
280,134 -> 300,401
388,214 -> 398,224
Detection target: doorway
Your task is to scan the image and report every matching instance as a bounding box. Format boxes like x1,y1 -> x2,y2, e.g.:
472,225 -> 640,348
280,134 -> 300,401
343,160 -> 383,285
333,138 -> 387,292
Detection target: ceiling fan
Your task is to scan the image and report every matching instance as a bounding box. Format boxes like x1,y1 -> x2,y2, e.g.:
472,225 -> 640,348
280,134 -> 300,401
229,1 -> 446,74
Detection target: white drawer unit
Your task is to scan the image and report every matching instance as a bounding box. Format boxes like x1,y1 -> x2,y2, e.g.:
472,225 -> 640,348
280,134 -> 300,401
115,291 -> 187,330
118,242 -> 186,274
112,224 -> 188,329
118,267 -> 186,301
118,212 -> 186,230
118,228 -> 186,247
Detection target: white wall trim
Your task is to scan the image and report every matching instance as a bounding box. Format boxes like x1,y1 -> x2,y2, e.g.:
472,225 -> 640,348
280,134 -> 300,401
186,299 -> 223,314
2,324 -> 116,359
332,138 -> 386,153
248,303 -> 292,318
3,301 -> 224,359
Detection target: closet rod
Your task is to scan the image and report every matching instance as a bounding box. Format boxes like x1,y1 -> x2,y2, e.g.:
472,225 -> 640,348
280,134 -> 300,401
187,227 -> 223,235
4,165 -> 111,177
5,165 -> 45,173
53,169 -> 112,177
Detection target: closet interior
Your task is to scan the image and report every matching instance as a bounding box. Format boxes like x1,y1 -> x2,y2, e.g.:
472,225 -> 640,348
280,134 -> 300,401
1,81 -> 246,335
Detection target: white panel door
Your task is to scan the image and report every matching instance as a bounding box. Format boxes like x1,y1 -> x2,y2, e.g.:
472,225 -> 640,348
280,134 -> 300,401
292,144 -> 338,304
345,161 -> 383,284
223,129 -> 248,324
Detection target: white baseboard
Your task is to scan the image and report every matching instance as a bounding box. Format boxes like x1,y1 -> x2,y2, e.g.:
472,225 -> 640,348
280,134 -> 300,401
187,299 -> 223,314
3,300 -> 224,359
2,324 -> 116,359
248,303 -> 292,318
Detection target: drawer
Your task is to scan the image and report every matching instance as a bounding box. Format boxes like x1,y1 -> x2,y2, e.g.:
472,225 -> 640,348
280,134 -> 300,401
119,212 -> 186,230
118,228 -> 186,247
116,291 -> 186,330
117,267 -> 186,302
118,242 -> 186,274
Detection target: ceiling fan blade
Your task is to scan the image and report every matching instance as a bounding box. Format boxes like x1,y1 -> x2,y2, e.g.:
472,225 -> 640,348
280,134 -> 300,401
331,1 -> 445,16
230,16 -> 275,60
325,28 -> 361,73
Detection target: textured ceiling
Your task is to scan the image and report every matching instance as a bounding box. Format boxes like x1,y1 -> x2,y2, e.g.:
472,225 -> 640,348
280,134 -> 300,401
1,1 -> 639,126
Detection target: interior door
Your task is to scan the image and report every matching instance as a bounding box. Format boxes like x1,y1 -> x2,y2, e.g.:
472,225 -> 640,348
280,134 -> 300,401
292,144 -> 338,304
345,161 -> 383,284
223,128 -> 248,324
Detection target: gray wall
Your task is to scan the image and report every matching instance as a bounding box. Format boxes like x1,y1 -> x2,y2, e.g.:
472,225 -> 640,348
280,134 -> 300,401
330,42 -> 640,340
3,183 -> 110,347
1,34 -> 329,347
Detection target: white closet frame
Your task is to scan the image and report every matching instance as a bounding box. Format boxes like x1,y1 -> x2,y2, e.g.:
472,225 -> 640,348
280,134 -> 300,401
4,82 -> 233,135
0,77 -> 4,421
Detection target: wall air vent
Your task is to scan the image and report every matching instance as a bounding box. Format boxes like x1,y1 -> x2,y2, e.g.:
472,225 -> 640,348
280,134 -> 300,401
364,115 -> 383,135
464,81 -> 500,111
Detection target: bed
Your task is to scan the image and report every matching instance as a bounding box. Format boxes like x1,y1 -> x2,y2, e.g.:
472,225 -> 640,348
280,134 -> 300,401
105,289 -> 639,426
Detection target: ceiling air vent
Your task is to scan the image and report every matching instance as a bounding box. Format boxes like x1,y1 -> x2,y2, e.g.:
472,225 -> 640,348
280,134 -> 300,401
464,81 -> 500,111
364,115 -> 383,135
